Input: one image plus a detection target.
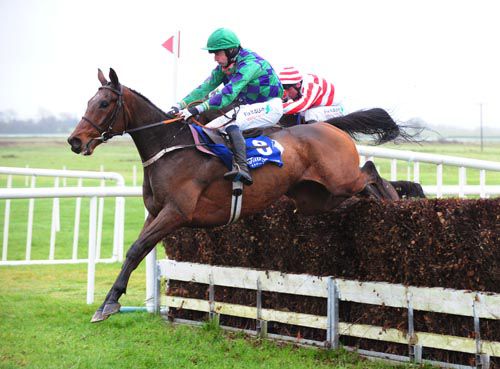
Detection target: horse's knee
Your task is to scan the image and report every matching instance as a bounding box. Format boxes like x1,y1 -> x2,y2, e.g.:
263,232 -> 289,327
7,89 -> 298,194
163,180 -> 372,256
125,243 -> 141,260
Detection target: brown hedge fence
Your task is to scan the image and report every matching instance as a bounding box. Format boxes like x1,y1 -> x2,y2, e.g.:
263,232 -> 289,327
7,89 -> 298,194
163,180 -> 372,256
163,198 -> 499,367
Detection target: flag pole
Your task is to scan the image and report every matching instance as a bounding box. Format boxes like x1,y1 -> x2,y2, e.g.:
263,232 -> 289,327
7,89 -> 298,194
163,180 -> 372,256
172,31 -> 180,102
162,31 -> 180,103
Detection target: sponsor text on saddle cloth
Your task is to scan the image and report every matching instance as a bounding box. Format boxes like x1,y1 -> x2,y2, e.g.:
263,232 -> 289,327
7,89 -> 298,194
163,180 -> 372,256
191,125 -> 284,170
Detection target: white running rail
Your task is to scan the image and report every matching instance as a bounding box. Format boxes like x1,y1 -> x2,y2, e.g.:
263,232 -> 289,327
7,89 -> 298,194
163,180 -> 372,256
0,167 -> 129,266
357,145 -> 500,198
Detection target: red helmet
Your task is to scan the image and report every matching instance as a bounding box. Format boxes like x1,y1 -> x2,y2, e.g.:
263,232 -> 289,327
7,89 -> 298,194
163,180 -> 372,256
278,66 -> 303,85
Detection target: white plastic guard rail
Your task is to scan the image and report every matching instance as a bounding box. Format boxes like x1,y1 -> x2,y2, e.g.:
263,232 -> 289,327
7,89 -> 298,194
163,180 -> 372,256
356,145 -> 500,198
0,185 -> 142,304
0,166 -> 130,264
356,146 -> 500,171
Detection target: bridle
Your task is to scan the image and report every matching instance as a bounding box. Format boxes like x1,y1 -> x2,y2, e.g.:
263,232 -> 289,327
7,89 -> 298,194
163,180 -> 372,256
81,85 -> 125,143
78,85 -> 240,166
81,84 -> 195,144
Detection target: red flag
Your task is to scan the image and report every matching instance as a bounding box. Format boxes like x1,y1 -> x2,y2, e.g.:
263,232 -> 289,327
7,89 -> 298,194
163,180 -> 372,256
162,31 -> 180,57
162,36 -> 174,54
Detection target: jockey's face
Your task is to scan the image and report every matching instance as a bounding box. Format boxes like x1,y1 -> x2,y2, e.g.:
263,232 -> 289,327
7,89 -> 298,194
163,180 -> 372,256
285,84 -> 301,100
213,50 -> 229,67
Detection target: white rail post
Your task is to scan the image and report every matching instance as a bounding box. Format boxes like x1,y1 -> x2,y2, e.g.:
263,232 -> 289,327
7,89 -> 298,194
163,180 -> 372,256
459,166 -> 466,198
87,196 -> 98,305
96,165 -> 105,261
479,169 -> 486,199
145,209 -> 157,313
407,290 -> 422,363
390,159 -> 397,181
53,177 -> 60,232
25,176 -> 36,260
112,196 -> 125,262
72,178 -> 83,260
326,277 -> 339,349
49,177 -> 60,260
413,162 -> 420,183
436,164 -> 443,199
2,175 -> 12,261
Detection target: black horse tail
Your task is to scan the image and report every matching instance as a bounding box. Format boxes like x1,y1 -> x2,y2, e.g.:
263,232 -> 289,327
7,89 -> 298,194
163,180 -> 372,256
325,108 -> 420,145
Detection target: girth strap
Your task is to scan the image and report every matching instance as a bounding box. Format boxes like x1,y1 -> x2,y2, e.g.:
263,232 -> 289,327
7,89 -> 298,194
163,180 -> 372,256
226,181 -> 244,225
142,144 -> 195,167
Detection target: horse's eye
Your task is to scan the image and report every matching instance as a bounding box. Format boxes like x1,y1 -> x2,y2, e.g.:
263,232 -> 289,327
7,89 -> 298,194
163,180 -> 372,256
99,101 -> 109,109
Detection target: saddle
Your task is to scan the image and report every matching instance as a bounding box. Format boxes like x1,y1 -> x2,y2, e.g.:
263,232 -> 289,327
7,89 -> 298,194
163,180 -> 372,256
189,124 -> 284,171
200,125 -> 280,146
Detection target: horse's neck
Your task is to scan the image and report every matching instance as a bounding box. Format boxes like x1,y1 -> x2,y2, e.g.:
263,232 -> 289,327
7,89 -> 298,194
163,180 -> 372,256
124,90 -> 191,163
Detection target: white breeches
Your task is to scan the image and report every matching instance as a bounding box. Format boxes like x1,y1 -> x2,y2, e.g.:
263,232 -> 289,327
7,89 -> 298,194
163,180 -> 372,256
302,103 -> 345,122
205,98 -> 283,131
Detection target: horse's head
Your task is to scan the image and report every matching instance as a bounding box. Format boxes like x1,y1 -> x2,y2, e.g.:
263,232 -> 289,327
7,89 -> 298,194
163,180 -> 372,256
67,68 -> 127,155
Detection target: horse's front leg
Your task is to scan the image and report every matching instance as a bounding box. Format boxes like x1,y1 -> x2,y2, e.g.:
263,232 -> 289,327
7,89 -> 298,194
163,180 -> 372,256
91,207 -> 185,323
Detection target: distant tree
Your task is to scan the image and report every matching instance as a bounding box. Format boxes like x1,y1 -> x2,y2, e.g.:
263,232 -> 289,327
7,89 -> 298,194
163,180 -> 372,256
404,117 -> 428,128
0,111 -> 77,134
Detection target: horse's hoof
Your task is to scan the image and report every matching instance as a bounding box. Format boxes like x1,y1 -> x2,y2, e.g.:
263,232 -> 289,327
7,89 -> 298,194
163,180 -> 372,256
90,310 -> 108,323
102,302 -> 121,317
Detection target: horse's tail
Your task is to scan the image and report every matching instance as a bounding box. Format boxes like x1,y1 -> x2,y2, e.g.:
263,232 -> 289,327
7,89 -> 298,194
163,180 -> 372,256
325,108 -> 420,145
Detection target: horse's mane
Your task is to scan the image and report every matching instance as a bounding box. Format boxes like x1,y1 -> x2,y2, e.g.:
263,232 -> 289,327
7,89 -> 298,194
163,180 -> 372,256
125,85 -> 169,118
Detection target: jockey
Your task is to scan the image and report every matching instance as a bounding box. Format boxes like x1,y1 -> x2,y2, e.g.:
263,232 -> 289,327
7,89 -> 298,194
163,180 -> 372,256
171,28 -> 284,186
279,66 -> 344,123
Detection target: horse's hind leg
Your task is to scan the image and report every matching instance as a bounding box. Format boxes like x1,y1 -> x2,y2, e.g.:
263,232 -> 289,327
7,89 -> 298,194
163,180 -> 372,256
360,161 -> 399,200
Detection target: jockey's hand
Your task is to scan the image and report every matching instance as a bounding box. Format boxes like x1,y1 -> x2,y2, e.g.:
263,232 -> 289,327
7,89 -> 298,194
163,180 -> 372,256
166,106 -> 179,118
179,106 -> 199,120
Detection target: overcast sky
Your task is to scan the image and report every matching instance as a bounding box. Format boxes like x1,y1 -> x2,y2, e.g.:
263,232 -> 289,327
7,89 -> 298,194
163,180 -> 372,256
1,0 -> 499,129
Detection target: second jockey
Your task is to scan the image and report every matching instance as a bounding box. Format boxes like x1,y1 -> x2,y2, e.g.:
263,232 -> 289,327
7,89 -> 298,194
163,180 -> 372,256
279,66 -> 344,123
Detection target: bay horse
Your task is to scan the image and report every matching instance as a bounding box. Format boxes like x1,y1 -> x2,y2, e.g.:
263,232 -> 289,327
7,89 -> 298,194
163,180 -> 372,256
68,68 -> 405,322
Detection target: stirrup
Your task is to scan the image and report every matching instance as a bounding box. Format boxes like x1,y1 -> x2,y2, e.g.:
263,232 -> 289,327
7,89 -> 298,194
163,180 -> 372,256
224,164 -> 253,185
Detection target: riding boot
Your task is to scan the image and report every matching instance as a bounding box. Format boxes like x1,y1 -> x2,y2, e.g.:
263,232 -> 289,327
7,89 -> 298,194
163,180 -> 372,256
223,125 -> 253,186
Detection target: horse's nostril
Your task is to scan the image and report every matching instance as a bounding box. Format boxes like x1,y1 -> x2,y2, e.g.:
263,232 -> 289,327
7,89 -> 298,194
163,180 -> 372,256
68,136 -> 82,153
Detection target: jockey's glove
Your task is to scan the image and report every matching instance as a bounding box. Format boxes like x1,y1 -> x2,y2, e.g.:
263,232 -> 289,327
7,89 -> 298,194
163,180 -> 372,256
179,106 -> 199,120
166,106 -> 180,117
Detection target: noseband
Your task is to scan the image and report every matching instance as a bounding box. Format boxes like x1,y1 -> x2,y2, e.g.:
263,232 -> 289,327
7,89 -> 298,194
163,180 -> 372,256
81,85 -> 124,142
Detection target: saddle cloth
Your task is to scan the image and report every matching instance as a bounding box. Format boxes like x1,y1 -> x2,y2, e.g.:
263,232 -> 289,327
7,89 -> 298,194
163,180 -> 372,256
189,125 -> 284,170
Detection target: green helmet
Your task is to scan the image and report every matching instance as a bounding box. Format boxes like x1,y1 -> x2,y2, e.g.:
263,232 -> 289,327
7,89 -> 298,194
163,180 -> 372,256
203,28 -> 240,51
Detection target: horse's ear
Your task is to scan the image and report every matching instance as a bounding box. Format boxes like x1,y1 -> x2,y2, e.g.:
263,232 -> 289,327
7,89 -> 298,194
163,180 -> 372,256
109,68 -> 121,89
97,68 -> 108,86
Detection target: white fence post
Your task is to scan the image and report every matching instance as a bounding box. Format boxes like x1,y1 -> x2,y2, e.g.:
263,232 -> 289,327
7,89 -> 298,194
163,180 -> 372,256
436,164 -> 443,199
480,170 -> 486,199
390,159 -> 397,181
87,196 -> 98,305
413,162 -> 420,183
25,176 -> 36,260
49,177 -> 60,260
145,209 -> 157,313
2,175 -> 12,261
72,178 -> 83,260
96,165 -> 105,261
459,167 -> 467,198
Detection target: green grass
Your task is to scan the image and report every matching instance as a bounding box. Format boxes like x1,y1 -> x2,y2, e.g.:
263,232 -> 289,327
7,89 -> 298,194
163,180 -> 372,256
0,263 -> 434,369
